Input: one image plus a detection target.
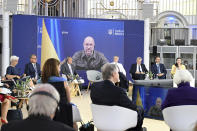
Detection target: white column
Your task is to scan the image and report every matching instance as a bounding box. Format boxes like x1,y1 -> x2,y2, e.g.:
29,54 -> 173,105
144,18 -> 150,70
28,0 -> 33,15
144,0 -> 150,70
59,0 -> 63,16
188,26 -> 192,46
137,1 -> 142,20
2,11 -> 10,76
45,2 -> 48,16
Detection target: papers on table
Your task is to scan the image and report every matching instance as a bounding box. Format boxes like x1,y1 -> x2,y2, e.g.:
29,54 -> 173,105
0,88 -> 11,94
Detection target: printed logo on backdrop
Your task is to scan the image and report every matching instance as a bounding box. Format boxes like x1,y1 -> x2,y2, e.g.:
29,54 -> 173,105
39,0 -> 59,6
108,29 -> 124,36
62,31 -> 69,35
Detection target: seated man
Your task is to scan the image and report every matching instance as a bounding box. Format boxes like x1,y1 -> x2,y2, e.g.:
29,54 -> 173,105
60,57 -> 78,81
151,56 -> 167,79
129,57 -> 148,80
24,54 -> 41,83
91,63 -> 145,131
1,84 -> 74,131
111,56 -> 126,76
162,70 -> 197,110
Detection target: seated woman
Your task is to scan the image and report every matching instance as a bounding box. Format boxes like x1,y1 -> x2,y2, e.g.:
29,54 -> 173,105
0,83 -> 17,124
0,92 -> 10,124
6,56 -> 21,81
171,57 -> 186,78
40,58 -> 74,128
162,70 -> 197,110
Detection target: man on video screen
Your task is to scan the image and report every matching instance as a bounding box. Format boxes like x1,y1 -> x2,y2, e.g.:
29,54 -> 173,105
72,36 -> 108,70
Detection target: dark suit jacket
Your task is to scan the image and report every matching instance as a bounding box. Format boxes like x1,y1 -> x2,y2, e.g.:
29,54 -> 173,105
129,63 -> 148,80
162,82 -> 197,110
1,115 -> 75,131
24,62 -> 41,78
91,80 -> 137,111
151,63 -> 167,79
60,62 -> 77,78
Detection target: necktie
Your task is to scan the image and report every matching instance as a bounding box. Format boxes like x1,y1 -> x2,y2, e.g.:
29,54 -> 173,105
157,64 -> 161,74
33,64 -> 38,79
69,64 -> 73,75
139,65 -> 141,72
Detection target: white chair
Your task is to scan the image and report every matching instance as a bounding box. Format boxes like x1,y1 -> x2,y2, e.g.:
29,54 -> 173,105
91,104 -> 138,131
86,70 -> 103,91
72,105 -> 82,122
162,105 -> 197,131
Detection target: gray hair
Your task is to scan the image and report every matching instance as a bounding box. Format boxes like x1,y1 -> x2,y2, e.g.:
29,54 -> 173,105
28,84 -> 60,117
136,57 -> 142,61
173,70 -> 194,85
101,63 -> 118,80
10,55 -> 19,62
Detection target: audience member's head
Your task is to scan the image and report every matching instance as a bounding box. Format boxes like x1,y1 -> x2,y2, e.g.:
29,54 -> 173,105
156,97 -> 162,108
30,54 -> 37,63
67,57 -> 72,64
136,57 -> 142,65
175,57 -> 182,67
83,36 -> 95,56
41,58 -> 60,83
10,55 -> 19,66
29,84 -> 60,119
113,56 -> 119,63
101,63 -> 119,83
173,70 -> 193,86
155,56 -> 160,64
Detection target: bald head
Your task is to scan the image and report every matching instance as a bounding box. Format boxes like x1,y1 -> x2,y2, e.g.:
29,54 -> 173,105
83,36 -> 95,56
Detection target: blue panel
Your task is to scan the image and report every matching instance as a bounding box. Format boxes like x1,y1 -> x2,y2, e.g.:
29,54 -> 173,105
124,20 -> 144,79
12,15 -> 38,74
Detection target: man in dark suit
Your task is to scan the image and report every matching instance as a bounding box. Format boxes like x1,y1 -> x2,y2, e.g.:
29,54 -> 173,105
24,54 -> 41,82
91,63 -> 145,131
1,84 -> 74,131
60,57 -> 78,81
129,57 -> 148,80
151,56 -> 167,79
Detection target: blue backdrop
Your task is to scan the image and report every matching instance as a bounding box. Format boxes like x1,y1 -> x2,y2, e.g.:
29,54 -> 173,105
12,15 -> 144,82
37,18 -> 124,64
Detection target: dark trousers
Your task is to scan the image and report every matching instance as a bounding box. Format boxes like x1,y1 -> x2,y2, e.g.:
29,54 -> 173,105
133,74 -> 146,80
127,106 -> 144,131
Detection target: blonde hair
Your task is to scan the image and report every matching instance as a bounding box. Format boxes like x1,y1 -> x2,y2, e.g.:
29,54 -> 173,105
10,55 -> 19,62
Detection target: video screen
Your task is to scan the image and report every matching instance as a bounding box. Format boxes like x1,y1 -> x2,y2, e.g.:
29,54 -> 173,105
37,18 -> 124,70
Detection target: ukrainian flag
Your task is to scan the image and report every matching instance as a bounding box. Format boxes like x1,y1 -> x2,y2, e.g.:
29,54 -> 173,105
136,89 -> 143,107
41,19 -> 59,69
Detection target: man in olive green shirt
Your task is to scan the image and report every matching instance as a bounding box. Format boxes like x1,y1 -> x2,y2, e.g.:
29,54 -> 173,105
72,36 -> 108,70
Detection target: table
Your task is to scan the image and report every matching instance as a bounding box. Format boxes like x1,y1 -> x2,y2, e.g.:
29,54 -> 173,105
15,90 -> 31,109
132,79 -> 172,120
17,97 -> 29,109
69,79 -> 84,98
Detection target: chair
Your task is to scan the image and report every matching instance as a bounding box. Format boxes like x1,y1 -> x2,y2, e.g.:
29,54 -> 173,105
72,105 -> 82,122
86,70 -> 103,92
162,105 -> 197,131
91,104 -> 138,131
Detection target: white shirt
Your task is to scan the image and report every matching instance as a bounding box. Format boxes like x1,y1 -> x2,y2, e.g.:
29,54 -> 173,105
136,64 -> 142,72
111,62 -> 126,76
32,63 -> 38,79
67,63 -> 73,75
